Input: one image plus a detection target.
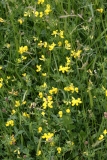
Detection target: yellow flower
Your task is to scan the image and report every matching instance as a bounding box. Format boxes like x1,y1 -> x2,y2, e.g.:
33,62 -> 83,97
18,46 -> 28,54
0,17 -> 5,22
15,101 -> 20,107
11,109 -> 16,115
58,41 -> 62,47
103,129 -> 107,135
36,65 -> 41,72
33,36 -> 38,41
41,82 -> 47,88
24,11 -> 31,17
0,66 -> 2,70
71,50 -> 82,58
42,96 -> 53,109
51,30 -> 58,37
96,8 -> 103,13
57,147 -> 61,154
21,55 -> 27,60
39,92 -> 43,98
98,134 -> 104,141
44,4 -> 51,15
66,109 -> 70,113
38,41 -> 44,47
105,90 -> 107,96
37,0 -> 44,4
34,11 -> 39,17
41,111 -> 45,116
42,73 -> 47,76
0,83 -> 3,88
71,97 -> 82,106
22,73 -> 26,77
42,132 -> 54,141
6,120 -> 14,127
83,151 -> 88,156
49,87 -> 58,94
23,112 -> 30,118
22,101 -> 26,105
64,84 -> 78,93
58,111 -> 63,118
66,57 -> 71,66
18,18 -> 23,24
39,12 -> 43,18
58,30 -> 64,38
65,40 -> 71,50
39,55 -> 46,61
6,43 -> 10,48
63,100 -> 71,105
0,78 -> 3,82
7,76 -> 11,79
48,42 -> 56,51
59,65 -> 70,73
48,101 -> 53,108
75,87 -> 78,93
38,127 -> 42,133
9,135 -> 16,145
43,42 -> 48,48
36,150 -> 41,156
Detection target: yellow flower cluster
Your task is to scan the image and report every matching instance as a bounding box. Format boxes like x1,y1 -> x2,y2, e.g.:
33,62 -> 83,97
48,42 -> 56,51
98,129 -> 107,141
57,147 -> 61,154
38,41 -> 48,47
42,96 -> 53,109
51,30 -> 64,38
64,83 -> 78,93
49,87 -> 58,95
37,0 -> 44,4
59,65 -> 70,73
58,111 -> 63,118
44,4 -> 52,15
66,57 -> 71,66
41,82 -> 47,88
71,97 -> 82,106
38,41 -> 56,50
71,50 -> 82,58
17,55 -> 27,63
33,4 -> 51,17
6,120 -> 14,126
96,8 -> 103,13
18,46 -> 28,54
9,135 -> 16,145
23,112 -> 30,118
59,55 -> 71,73
42,132 -> 54,141
65,40 -> 71,50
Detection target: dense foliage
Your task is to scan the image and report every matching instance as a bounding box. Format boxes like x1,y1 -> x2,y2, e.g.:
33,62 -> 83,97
1,0 -> 107,159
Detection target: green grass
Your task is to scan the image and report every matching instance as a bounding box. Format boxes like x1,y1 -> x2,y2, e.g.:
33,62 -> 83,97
1,0 -> 107,159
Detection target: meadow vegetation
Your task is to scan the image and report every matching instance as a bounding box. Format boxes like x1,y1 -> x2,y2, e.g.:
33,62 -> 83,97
1,0 -> 107,159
